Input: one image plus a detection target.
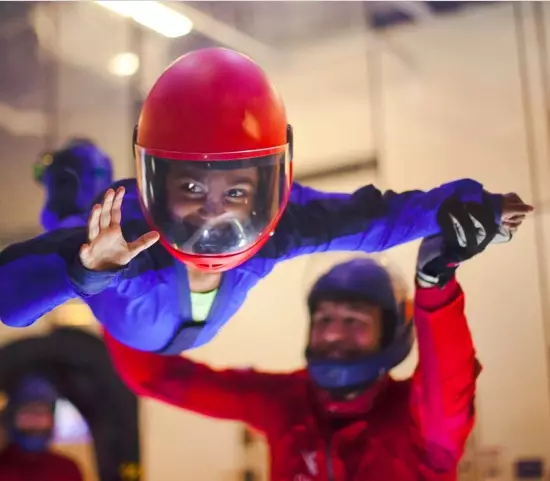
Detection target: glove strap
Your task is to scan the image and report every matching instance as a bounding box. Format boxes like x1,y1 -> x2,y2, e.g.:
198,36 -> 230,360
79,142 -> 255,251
417,261 -> 459,288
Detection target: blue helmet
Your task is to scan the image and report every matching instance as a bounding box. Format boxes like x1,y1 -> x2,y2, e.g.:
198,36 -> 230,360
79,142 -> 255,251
306,258 -> 414,393
6,375 -> 58,452
9,375 -> 58,406
35,138 -> 113,231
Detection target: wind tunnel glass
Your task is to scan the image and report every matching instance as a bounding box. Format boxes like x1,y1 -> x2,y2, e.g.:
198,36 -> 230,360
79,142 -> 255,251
136,149 -> 291,256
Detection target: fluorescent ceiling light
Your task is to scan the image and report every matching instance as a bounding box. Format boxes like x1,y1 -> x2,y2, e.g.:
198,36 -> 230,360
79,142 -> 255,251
95,1 -> 193,38
109,52 -> 140,77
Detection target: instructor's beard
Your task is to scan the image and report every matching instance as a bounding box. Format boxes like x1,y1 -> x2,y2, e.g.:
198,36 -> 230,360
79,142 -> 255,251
307,343 -> 368,362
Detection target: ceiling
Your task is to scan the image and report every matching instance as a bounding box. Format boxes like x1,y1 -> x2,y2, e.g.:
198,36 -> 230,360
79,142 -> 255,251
0,1 -> 499,116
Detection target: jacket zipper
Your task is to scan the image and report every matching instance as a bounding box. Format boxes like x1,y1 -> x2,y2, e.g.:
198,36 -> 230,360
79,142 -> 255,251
325,439 -> 335,481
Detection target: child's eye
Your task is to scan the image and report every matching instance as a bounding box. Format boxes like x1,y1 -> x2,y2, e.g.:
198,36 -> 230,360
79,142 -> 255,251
182,182 -> 205,194
227,188 -> 246,198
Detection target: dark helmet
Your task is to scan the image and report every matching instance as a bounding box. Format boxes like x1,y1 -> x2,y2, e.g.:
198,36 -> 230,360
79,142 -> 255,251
9,375 -> 57,406
34,138 -> 113,231
6,375 -> 58,452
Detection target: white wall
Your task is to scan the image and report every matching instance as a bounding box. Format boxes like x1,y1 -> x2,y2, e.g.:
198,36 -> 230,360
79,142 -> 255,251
142,4 -> 550,481
380,5 -> 550,479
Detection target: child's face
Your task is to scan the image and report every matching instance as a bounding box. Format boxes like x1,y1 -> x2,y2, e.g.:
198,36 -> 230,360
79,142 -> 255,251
165,163 -> 259,225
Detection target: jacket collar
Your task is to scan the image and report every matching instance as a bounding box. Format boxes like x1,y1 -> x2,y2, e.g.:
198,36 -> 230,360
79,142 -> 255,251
312,375 -> 390,418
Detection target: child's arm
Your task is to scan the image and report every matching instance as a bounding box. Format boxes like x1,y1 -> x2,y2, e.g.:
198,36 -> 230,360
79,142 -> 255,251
267,179 -> 502,259
0,227 -> 118,327
0,180 -> 149,329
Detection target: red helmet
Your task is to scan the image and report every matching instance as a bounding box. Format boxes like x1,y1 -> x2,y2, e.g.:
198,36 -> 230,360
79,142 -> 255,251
134,48 -> 293,272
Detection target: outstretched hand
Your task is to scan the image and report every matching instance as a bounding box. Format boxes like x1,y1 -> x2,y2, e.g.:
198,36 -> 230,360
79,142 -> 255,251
79,187 -> 160,271
417,193 -> 533,288
417,198 -> 499,287
501,192 -> 534,233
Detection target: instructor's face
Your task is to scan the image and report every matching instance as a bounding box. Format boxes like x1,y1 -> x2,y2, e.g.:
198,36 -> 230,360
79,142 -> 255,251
309,301 -> 383,360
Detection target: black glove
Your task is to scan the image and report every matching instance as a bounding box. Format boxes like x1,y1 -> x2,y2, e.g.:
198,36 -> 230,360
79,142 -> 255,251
417,198 -> 502,288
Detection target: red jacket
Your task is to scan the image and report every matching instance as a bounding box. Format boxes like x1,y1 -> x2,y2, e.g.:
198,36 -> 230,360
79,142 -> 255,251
105,278 -> 480,481
0,444 -> 83,481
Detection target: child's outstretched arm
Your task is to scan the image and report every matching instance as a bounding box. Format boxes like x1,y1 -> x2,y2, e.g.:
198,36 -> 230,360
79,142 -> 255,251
0,183 -> 157,329
267,179 -> 505,260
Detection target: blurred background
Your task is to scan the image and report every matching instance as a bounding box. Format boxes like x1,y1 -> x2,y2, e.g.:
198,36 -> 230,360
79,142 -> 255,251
0,1 -> 549,480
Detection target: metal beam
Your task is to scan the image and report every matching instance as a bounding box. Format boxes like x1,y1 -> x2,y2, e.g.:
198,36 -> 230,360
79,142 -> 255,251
30,2 -> 281,95
394,2 -> 435,22
0,102 -> 47,137
0,14 -> 32,39
281,25 -> 419,76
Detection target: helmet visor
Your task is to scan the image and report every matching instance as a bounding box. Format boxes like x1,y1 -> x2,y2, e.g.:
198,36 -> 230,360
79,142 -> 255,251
136,147 -> 291,257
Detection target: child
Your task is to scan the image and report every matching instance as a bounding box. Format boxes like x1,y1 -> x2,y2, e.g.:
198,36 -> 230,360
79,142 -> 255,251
0,48 -> 532,354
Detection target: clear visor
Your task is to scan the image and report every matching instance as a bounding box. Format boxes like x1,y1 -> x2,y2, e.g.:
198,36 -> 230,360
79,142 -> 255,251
137,148 -> 291,257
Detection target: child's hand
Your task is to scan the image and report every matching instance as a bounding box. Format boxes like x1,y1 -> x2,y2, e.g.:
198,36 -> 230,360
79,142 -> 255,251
501,193 -> 534,233
79,187 -> 159,271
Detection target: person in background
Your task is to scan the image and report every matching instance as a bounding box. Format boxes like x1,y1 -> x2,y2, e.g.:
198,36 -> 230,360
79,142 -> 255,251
0,375 -> 83,481
104,199 -> 513,481
34,138 -> 113,232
